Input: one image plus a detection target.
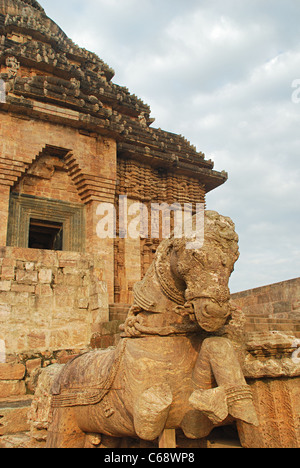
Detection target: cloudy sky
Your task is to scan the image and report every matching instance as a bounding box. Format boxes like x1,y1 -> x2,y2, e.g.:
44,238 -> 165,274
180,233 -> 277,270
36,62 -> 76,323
39,0 -> 300,293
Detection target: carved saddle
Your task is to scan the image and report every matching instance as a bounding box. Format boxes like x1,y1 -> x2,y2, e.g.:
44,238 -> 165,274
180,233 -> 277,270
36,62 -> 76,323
51,341 -> 127,408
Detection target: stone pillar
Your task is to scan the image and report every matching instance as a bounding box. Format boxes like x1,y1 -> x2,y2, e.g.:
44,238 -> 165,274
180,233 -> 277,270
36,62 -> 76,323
86,200 -> 115,304
84,137 -> 117,305
122,198 -> 142,303
0,185 -> 10,246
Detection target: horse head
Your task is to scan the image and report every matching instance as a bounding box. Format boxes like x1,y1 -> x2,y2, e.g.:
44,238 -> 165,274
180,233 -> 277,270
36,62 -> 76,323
155,210 -> 239,333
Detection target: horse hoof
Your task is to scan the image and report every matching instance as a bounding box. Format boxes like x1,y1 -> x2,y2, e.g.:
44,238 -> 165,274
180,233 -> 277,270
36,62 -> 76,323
189,387 -> 228,425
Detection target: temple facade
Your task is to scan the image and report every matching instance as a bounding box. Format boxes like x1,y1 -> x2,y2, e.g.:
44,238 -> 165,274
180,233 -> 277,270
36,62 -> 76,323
0,0 -> 227,360
1,2 -> 300,450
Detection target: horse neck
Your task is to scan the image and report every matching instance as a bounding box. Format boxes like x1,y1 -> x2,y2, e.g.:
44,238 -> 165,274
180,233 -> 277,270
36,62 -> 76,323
154,250 -> 186,308
129,261 -> 200,337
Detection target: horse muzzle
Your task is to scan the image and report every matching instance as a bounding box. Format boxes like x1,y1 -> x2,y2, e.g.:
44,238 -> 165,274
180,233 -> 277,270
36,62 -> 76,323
190,298 -> 231,333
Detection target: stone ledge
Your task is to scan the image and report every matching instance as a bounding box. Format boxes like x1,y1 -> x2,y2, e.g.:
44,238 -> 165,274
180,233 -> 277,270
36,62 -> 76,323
0,396 -> 32,436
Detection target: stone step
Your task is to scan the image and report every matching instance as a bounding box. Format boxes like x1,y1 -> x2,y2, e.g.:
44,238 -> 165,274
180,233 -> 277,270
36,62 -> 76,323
245,313 -> 300,338
245,321 -> 300,329
245,321 -> 300,334
246,316 -> 300,324
0,396 -> 32,437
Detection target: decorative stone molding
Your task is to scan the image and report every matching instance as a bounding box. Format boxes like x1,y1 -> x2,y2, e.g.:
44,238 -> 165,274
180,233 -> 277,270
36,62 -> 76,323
7,193 -> 85,252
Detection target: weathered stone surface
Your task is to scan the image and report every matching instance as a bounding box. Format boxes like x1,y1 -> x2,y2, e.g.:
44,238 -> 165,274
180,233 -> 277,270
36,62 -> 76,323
0,0 -> 299,449
232,278 -> 300,338
0,432 -> 34,449
0,0 -> 226,314
0,248 -> 109,355
0,1 -> 227,416
0,363 -> 25,381
34,211 -> 298,449
0,381 -> 26,398
26,359 -> 42,376
38,269 -> 53,284
238,377 -> 300,448
43,212 -> 261,448
28,364 -> 64,443
0,401 -> 31,436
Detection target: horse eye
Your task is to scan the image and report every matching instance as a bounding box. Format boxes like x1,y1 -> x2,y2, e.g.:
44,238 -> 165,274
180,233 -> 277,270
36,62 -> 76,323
221,254 -> 228,267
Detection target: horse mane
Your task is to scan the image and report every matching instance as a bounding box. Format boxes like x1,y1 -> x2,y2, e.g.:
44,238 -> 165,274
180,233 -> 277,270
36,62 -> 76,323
170,210 -> 239,260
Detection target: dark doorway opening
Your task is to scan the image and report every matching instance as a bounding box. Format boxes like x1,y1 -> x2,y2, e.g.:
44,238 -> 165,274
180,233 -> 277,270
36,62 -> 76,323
28,219 -> 63,250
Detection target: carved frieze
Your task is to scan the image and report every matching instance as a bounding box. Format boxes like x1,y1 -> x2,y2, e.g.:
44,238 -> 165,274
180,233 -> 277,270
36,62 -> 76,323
5,55 -> 20,78
116,158 -> 205,206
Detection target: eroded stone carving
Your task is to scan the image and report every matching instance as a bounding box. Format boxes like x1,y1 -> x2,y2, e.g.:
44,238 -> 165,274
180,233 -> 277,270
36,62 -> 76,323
42,211 -> 257,447
42,211 -> 299,448
5,56 -> 20,79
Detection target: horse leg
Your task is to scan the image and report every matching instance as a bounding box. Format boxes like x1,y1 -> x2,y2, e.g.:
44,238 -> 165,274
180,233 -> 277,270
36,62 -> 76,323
133,383 -> 173,440
190,337 -> 258,426
46,407 -> 86,448
180,340 -> 216,440
180,408 -> 214,440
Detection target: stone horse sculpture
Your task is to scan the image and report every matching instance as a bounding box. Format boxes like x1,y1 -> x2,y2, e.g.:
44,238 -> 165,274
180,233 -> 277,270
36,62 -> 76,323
46,211 -> 259,448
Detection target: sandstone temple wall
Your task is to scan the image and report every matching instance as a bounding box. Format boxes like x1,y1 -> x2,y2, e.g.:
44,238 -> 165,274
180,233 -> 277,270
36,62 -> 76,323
0,111 -> 117,301
232,277 -> 300,337
0,247 -> 110,358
